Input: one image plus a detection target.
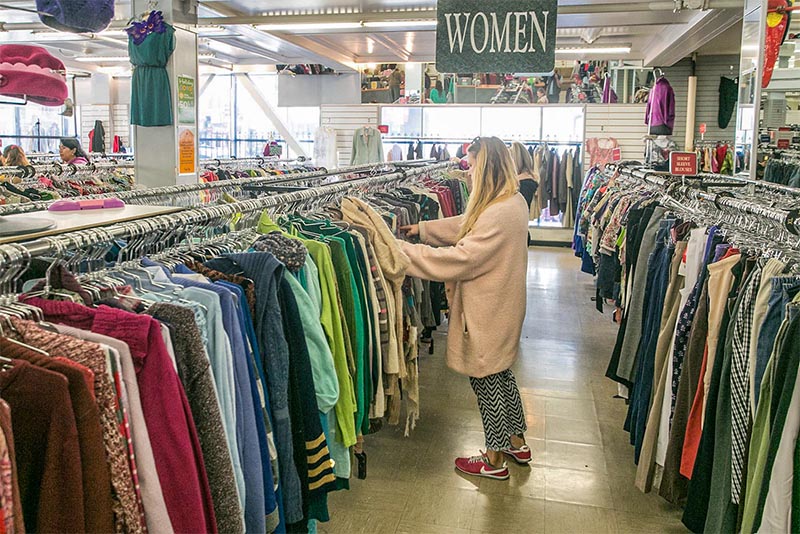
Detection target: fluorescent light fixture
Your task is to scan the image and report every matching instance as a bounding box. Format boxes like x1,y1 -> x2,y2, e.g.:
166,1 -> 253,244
255,19 -> 436,31
556,46 -> 631,54
255,22 -> 362,31
75,56 -> 130,62
362,20 -> 436,29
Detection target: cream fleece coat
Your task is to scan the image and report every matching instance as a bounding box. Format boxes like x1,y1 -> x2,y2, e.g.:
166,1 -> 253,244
400,193 -> 529,378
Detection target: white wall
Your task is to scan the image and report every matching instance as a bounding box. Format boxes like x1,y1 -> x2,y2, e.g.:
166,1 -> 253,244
279,74 -> 361,107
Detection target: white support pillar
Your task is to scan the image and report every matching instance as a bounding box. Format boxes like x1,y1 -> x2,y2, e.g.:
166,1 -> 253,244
132,0 -> 199,187
237,73 -> 307,158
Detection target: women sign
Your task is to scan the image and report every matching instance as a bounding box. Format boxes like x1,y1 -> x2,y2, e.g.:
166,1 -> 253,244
436,0 -> 558,73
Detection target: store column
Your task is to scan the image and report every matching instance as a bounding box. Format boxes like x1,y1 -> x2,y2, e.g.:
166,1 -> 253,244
131,0 -> 199,187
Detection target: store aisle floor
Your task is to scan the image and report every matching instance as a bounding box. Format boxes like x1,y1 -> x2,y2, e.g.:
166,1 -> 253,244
324,247 -> 685,534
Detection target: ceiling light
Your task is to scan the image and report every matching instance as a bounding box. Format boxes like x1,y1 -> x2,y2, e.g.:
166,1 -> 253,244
363,20 -> 436,29
556,47 -> 631,55
75,56 -> 131,62
255,22 -> 362,31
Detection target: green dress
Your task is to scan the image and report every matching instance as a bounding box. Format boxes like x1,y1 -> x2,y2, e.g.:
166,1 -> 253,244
130,24 -> 175,127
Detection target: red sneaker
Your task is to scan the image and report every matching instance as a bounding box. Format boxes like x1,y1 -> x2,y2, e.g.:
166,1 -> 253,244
454,453 -> 510,480
503,444 -> 532,465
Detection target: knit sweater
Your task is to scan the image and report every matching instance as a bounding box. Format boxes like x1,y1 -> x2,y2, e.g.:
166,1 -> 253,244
8,319 -> 144,533
0,339 -> 114,534
0,399 -> 24,534
401,193 -> 529,377
0,361 -> 83,533
19,300 -> 216,534
146,303 -> 244,534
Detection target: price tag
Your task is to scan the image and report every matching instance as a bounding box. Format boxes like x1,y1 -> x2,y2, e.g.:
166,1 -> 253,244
699,123 -> 707,135
611,147 -> 622,161
377,125 -> 389,134
669,151 -> 698,176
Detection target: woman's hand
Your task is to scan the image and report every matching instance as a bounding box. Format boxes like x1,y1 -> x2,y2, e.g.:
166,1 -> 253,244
399,224 -> 419,237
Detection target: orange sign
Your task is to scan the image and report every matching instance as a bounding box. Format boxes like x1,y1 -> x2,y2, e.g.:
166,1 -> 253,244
179,128 -> 195,174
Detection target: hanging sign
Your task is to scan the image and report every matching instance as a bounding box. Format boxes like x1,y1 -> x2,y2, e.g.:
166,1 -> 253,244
699,123 -> 707,135
669,151 -> 698,176
776,128 -> 793,149
378,125 -> 389,134
436,0 -> 558,74
177,75 -> 196,125
178,128 -> 196,174
611,147 -> 622,161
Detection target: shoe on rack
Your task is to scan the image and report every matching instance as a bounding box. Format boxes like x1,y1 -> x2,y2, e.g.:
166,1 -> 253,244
503,444 -> 532,465
454,452 -> 509,480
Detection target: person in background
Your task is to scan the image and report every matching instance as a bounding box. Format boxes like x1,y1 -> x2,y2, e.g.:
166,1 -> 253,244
429,80 -> 447,104
399,137 -> 531,480
546,71 -> 562,103
3,145 -> 30,167
59,138 -> 90,165
510,141 -> 538,246
536,87 -> 548,104
389,67 -> 403,103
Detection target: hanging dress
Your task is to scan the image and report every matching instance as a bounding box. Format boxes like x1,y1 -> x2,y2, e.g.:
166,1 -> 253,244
129,22 -> 176,127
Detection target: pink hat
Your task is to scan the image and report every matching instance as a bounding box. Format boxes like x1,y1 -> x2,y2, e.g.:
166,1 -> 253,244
0,45 -> 68,106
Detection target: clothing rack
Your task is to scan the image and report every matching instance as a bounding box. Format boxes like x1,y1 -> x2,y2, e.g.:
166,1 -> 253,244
606,163 -> 800,237
0,162 -> 398,216
0,161 -> 454,264
0,161 -> 135,178
202,156 -> 309,167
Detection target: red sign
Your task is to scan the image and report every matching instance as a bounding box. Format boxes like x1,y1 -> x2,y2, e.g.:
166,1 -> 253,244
611,147 -> 622,161
377,125 -> 389,134
699,123 -> 707,134
669,151 -> 698,176
776,128 -> 793,148
778,138 -> 791,149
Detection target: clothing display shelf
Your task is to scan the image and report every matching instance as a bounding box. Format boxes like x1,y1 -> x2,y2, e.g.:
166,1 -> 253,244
0,161 -> 453,262
0,161 -> 400,216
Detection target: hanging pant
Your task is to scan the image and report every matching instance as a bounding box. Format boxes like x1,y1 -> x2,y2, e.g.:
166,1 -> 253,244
469,369 -> 527,451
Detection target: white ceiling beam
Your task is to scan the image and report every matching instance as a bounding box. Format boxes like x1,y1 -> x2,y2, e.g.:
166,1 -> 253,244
643,8 -> 743,66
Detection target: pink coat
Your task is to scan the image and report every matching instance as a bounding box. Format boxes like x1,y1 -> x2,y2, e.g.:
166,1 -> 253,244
400,193 -> 529,378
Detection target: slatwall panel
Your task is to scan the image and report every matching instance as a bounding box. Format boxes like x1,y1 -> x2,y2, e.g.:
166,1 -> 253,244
584,104 -> 649,173
111,104 -> 131,148
79,104 -> 131,152
79,105 -> 111,151
694,55 -> 739,143
320,105 -> 380,167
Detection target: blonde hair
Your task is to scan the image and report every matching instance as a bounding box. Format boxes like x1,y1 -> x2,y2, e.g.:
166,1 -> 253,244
457,136 -> 519,240
509,141 -> 534,177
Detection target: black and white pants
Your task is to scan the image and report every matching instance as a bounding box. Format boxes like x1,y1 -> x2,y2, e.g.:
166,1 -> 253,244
469,369 -> 527,451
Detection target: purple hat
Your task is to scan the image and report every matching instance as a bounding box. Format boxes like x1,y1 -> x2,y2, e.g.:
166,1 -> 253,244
36,0 -> 114,33
0,45 -> 68,106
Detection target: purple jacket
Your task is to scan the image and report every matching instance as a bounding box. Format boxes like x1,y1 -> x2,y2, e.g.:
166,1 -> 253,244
645,77 -> 675,133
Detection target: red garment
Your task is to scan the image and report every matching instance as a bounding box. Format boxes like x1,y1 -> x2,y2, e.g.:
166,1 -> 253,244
22,298 -> 217,534
0,361 -> 83,533
53,356 -> 95,400
763,0 -> 791,88
680,345 -> 709,478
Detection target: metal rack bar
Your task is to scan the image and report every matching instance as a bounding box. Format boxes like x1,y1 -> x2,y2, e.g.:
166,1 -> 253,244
606,162 -> 800,235
0,162 -> 397,216
0,162 -> 453,261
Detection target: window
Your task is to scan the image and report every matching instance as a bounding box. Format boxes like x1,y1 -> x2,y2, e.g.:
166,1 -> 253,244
0,102 -> 77,155
198,73 -> 317,160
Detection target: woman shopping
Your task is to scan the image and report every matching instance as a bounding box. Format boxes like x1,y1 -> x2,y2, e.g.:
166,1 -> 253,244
59,138 -> 90,165
399,136 -> 530,480
510,141 -> 538,246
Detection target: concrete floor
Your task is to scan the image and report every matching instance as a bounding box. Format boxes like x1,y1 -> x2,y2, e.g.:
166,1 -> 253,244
324,247 -> 686,533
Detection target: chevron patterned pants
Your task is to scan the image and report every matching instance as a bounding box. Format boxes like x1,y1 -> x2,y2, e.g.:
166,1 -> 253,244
469,369 -> 527,451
